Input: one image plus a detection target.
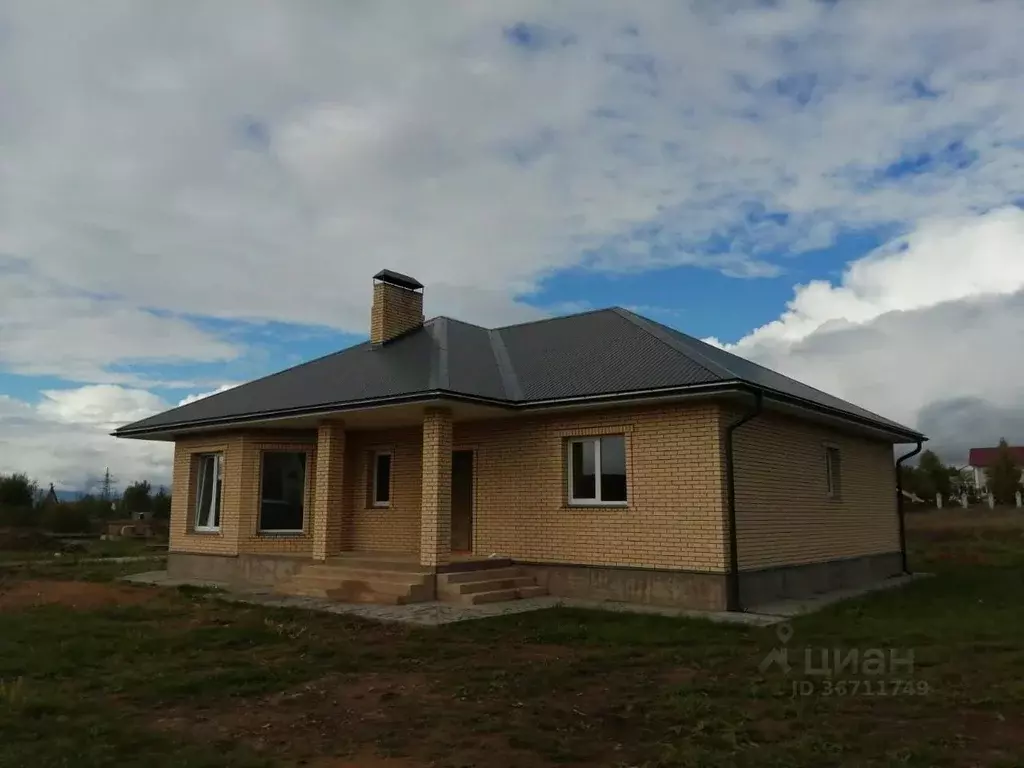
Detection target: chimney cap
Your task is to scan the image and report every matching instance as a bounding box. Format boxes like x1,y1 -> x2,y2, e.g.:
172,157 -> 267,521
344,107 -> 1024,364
373,269 -> 423,292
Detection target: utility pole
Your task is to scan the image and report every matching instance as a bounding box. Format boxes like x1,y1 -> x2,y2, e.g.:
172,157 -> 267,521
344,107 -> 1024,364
100,467 -> 116,501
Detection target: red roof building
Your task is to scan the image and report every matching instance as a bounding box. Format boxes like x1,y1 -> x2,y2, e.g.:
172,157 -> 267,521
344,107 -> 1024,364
968,446 -> 1024,467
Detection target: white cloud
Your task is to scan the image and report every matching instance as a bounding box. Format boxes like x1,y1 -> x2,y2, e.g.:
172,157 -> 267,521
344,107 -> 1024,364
176,383 -> 238,408
0,271 -> 240,383
716,209 -> 1024,463
1,0 -> 1022,337
0,389 -> 173,491
0,381 -> 252,491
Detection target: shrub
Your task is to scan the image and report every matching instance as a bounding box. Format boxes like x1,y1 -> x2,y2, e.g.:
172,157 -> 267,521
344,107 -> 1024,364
40,505 -> 93,534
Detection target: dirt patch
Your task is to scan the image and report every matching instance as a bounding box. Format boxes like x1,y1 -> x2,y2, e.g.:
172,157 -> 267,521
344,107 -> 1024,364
306,753 -> 424,767
154,670 -> 572,767
0,580 -> 157,611
154,672 -> 436,758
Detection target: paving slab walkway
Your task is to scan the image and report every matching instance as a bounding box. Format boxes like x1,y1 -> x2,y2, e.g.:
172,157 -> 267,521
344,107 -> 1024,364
122,570 -> 772,626
121,570 -> 926,627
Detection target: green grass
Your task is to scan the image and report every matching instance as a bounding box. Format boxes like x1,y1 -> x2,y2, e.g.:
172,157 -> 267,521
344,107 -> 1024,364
0,527 -> 1023,767
0,535 -> 165,564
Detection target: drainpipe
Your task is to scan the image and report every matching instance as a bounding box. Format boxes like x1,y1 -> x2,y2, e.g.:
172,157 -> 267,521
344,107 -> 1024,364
725,389 -> 763,612
895,441 -> 923,575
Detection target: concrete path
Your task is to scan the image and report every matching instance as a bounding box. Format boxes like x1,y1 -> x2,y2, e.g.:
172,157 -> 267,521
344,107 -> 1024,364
748,572 -> 931,618
123,570 -> 779,627
121,570 -> 926,628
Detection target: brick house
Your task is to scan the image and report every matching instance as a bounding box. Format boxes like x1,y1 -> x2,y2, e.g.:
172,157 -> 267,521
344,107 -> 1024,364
115,270 -> 925,611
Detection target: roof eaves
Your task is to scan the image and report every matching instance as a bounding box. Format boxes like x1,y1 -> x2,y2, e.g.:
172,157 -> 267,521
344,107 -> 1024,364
113,389 -> 515,438
488,329 -> 524,401
610,307 -> 735,380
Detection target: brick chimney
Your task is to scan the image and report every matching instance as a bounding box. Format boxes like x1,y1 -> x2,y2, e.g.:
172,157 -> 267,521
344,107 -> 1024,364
370,269 -> 425,345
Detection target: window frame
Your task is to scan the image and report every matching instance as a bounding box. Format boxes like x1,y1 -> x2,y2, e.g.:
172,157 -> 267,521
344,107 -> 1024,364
193,453 -> 222,533
566,435 -> 628,507
824,444 -> 842,500
257,449 -> 309,534
371,451 -> 393,508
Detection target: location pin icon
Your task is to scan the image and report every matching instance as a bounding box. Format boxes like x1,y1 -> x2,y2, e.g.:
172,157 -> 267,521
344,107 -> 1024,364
776,622 -> 793,645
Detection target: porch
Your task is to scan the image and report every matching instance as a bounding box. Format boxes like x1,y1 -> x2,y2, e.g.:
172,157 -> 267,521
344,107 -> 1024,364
276,550 -> 546,606
308,406 -> 483,568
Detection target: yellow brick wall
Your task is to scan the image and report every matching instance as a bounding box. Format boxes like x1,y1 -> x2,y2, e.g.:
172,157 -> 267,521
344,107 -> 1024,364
729,410 -> 899,570
455,403 -> 728,572
369,282 -> 423,344
236,433 -> 317,556
169,434 -> 245,556
342,426 -> 423,553
312,422 -> 346,560
170,431 -> 317,557
419,408 -> 453,566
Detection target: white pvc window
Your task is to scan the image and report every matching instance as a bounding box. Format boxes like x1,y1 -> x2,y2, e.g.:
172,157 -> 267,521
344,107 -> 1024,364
194,453 -> 222,532
567,436 -> 627,505
258,451 -> 307,532
372,452 -> 392,507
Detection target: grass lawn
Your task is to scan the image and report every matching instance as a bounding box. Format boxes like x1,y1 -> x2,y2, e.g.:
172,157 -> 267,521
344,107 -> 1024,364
1,518 -> 1023,767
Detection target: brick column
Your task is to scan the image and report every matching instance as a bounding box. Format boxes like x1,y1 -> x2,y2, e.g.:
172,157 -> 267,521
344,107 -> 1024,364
419,408 -> 453,568
312,421 -> 346,561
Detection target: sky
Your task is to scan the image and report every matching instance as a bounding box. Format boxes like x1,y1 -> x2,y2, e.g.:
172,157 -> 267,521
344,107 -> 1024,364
1,0 -> 1024,492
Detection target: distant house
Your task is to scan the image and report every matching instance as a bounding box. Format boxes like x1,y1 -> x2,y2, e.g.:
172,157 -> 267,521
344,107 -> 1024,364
968,446 -> 1024,494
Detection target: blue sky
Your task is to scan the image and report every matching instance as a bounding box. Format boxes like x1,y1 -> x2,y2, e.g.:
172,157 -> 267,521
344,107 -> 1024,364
2,0 -> 1024,489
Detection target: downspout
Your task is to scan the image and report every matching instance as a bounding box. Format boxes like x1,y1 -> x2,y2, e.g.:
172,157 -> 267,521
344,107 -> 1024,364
895,441 -> 924,575
725,389 -> 763,612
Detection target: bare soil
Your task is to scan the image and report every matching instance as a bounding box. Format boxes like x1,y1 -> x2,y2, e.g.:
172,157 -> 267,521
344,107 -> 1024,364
0,579 -> 157,611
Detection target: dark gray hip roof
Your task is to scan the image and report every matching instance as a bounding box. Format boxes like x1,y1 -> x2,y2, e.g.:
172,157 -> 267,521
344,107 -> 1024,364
115,307 -> 924,441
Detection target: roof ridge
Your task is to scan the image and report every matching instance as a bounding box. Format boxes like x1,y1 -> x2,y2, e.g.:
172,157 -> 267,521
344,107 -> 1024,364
618,308 -> 912,429
488,328 -> 523,401
430,314 -> 489,332
491,306 -> 611,332
427,317 -> 450,390
610,307 -> 736,381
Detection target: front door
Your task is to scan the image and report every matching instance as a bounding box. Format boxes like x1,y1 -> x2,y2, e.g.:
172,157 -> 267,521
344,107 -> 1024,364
451,450 -> 474,552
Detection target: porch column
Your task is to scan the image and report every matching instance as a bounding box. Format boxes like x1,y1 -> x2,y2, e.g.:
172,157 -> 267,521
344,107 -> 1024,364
312,421 -> 345,561
419,407 -> 453,568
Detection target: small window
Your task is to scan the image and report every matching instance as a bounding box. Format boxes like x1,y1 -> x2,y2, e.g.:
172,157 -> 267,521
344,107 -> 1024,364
259,451 -> 307,532
194,453 -> 222,532
825,445 -> 842,499
372,452 -> 392,507
567,436 -> 627,505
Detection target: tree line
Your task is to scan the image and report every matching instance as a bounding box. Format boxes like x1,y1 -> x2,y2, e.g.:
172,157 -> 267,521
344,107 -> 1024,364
0,472 -> 171,534
900,438 -> 1023,506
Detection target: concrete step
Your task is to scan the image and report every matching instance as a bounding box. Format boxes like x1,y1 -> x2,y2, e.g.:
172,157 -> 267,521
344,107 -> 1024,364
437,566 -> 522,586
324,585 -> 409,605
463,588 -> 520,605
324,556 -> 428,573
298,567 -> 429,586
448,576 -> 536,595
288,574 -> 425,596
516,585 -> 548,599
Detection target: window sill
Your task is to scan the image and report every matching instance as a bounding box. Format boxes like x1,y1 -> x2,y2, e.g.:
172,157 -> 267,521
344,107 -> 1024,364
190,529 -> 221,535
565,502 -> 629,510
